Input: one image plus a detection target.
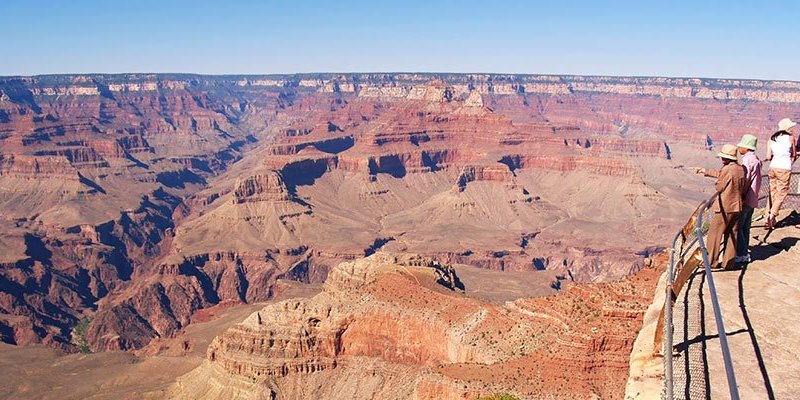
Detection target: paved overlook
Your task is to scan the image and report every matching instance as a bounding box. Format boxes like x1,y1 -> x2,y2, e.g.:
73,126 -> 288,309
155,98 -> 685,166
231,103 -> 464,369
628,209 -> 800,400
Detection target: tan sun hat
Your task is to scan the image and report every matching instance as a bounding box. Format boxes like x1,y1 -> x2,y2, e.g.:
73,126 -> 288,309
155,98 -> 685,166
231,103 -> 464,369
737,134 -> 758,150
717,144 -> 738,161
778,118 -> 797,131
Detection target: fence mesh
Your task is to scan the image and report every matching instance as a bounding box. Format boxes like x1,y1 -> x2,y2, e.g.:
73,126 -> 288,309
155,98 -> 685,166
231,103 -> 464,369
664,205 -> 711,399
669,269 -> 709,399
757,171 -> 800,209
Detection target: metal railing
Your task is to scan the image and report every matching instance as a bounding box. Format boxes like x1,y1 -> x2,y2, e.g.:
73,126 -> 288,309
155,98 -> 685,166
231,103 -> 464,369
662,171 -> 799,399
692,195 -> 739,399
663,193 -> 738,399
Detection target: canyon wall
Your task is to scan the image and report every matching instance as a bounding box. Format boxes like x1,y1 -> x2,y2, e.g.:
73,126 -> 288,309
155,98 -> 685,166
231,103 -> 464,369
170,253 -> 664,399
1,72 -> 794,352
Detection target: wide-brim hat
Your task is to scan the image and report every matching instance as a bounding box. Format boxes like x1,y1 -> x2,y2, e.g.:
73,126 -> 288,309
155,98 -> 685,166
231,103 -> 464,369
737,134 -> 757,150
717,144 -> 738,161
778,118 -> 797,131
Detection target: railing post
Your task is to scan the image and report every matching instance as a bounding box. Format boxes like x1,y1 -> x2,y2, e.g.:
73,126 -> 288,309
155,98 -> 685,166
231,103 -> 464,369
665,244 -> 675,399
695,198 -> 740,400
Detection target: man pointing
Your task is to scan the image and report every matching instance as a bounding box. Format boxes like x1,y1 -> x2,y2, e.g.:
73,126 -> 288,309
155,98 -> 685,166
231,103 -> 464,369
694,144 -> 747,270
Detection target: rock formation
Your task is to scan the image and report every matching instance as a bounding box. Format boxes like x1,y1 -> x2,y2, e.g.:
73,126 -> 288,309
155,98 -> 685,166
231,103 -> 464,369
170,252 -> 663,399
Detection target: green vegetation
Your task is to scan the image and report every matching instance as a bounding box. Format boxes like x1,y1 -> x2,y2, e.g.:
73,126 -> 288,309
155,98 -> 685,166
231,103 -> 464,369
701,219 -> 711,234
476,394 -> 520,400
71,317 -> 93,353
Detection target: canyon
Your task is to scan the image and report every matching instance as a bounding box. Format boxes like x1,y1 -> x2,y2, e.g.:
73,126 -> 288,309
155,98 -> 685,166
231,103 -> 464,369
1,73 -> 798,398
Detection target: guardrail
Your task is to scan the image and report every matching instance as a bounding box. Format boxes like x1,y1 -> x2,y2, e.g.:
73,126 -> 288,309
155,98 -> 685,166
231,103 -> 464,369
661,171 -> 799,399
692,194 -> 739,399
662,193 -> 738,399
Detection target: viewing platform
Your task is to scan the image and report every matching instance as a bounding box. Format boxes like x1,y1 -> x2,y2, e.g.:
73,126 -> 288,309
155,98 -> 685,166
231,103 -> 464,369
699,214 -> 800,399
627,179 -> 800,400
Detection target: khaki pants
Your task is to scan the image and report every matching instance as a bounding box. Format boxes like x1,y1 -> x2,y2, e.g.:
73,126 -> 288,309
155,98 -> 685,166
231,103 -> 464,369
707,211 -> 739,269
769,168 -> 792,217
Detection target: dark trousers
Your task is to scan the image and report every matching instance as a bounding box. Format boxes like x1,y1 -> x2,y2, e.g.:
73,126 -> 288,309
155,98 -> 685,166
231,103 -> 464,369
736,206 -> 754,257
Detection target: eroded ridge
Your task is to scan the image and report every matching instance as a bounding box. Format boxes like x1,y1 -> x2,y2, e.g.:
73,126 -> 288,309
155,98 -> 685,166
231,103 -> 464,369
171,252 -> 663,399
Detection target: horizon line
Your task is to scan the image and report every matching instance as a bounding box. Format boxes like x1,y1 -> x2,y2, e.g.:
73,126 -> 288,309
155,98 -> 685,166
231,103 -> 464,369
2,71 -> 800,85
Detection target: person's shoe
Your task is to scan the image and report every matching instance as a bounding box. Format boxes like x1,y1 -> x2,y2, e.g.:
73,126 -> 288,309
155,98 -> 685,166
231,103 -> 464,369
721,261 -> 736,270
735,254 -> 751,263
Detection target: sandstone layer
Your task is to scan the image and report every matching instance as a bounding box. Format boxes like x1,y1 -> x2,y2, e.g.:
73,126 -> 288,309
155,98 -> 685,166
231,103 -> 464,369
170,252 -> 664,399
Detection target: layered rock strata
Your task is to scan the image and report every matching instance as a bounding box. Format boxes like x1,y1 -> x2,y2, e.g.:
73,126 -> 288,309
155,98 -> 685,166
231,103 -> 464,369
170,252 -> 663,399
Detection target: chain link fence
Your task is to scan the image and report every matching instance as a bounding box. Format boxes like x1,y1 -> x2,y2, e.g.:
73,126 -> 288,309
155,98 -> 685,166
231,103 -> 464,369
662,200 -> 711,400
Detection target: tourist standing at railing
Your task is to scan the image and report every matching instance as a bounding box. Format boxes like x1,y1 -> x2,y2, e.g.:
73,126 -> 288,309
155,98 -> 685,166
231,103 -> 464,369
734,135 -> 762,263
694,144 -> 746,269
766,118 -> 797,229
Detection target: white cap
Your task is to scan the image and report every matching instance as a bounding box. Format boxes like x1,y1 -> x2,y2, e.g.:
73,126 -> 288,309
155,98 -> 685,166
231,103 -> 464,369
778,118 -> 797,131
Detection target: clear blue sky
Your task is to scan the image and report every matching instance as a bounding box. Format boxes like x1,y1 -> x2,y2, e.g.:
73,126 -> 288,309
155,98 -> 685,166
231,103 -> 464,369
2,0 -> 799,80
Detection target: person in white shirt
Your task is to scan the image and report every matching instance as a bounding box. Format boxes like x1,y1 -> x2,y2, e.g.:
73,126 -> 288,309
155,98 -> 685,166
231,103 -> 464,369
766,118 -> 797,229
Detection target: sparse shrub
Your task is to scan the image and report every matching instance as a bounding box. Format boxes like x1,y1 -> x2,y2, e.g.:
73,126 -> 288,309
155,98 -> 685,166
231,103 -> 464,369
477,394 -> 520,400
71,317 -> 93,353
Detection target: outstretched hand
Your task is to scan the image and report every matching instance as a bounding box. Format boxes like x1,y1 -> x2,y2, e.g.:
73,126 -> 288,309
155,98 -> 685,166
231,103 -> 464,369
690,167 -> 705,174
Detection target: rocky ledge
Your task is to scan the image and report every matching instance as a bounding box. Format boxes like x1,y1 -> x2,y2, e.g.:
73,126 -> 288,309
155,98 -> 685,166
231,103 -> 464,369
170,252 -> 664,400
